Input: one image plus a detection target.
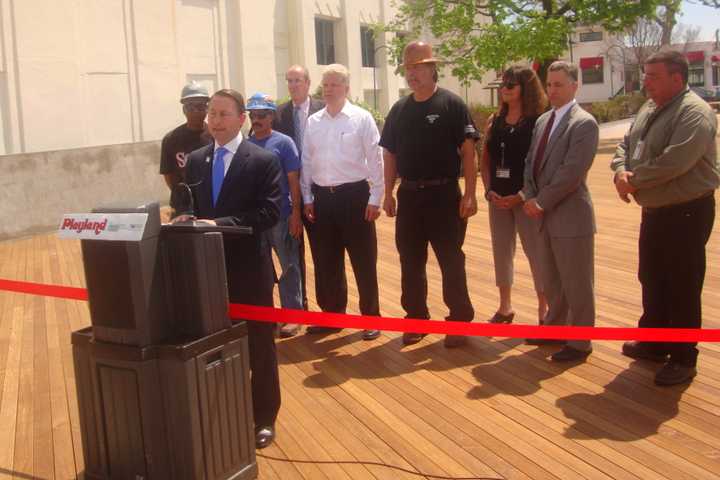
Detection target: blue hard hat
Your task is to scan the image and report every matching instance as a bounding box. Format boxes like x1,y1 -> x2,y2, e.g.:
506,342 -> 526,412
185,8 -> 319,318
246,93 -> 277,111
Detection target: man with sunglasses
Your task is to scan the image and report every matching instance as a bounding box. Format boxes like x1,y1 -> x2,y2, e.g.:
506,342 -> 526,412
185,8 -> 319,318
247,93 -> 304,329
159,81 -> 211,207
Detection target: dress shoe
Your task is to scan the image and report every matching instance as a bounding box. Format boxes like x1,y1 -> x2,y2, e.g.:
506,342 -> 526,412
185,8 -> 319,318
654,362 -> 697,386
402,332 -> 427,345
305,325 -> 343,334
525,338 -> 565,346
444,334 -> 468,348
362,329 -> 381,340
255,425 -> 275,449
551,346 -> 592,362
279,323 -> 301,338
488,312 -> 514,324
621,341 -> 668,363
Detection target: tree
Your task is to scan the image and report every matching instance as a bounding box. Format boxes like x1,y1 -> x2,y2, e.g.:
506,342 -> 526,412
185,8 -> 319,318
381,0 -> 661,83
692,0 -> 720,7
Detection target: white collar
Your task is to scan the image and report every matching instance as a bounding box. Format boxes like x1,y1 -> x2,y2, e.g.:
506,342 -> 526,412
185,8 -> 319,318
552,99 -> 576,120
214,131 -> 243,155
292,97 -> 310,112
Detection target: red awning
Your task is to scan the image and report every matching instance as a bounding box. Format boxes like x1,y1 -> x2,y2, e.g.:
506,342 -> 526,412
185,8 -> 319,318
580,57 -> 603,69
712,54 -> 720,63
532,60 -> 540,71
686,51 -> 705,63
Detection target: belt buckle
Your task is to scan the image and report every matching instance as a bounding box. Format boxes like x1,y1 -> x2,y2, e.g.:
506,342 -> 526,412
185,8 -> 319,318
418,182 -> 425,189
329,185 -> 336,193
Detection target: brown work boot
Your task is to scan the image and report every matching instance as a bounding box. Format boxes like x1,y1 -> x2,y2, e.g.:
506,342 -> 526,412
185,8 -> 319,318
279,323 -> 301,338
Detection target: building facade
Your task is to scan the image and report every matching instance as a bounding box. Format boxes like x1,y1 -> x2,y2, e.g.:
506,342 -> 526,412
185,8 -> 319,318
0,0 -> 493,156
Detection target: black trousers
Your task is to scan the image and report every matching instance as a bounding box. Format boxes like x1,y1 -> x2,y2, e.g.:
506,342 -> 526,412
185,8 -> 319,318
306,181 -> 380,316
638,193 -> 715,367
395,182 -> 474,321
247,320 -> 280,427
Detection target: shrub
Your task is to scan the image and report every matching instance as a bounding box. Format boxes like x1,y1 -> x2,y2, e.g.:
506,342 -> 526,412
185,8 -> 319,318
589,92 -> 646,123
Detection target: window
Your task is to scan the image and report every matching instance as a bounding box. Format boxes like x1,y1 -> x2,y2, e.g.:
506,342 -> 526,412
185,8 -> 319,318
713,66 -> 719,86
688,67 -> 705,87
579,31 -> 603,42
315,18 -> 335,65
580,57 -> 604,84
361,26 -> 375,68
686,51 -> 705,87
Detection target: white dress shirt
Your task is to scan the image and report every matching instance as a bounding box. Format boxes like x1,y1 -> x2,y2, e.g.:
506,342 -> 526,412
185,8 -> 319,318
300,100 -> 384,206
213,131 -> 243,177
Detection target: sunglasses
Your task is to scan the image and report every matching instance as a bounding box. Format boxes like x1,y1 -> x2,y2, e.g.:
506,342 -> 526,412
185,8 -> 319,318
249,111 -> 272,120
500,81 -> 519,89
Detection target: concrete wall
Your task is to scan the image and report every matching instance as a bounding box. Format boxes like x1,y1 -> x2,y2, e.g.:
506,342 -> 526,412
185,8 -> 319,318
0,141 -> 166,239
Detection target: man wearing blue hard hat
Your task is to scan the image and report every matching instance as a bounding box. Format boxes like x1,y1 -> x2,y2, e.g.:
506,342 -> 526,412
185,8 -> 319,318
247,93 -> 304,335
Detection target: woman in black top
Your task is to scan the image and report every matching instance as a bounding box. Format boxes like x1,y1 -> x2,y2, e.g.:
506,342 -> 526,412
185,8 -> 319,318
480,66 -> 548,325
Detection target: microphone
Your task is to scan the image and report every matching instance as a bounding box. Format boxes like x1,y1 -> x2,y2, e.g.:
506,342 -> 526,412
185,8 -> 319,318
170,179 -> 203,217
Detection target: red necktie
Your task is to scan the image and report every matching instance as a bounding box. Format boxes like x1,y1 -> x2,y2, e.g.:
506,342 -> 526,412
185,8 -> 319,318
533,111 -> 555,182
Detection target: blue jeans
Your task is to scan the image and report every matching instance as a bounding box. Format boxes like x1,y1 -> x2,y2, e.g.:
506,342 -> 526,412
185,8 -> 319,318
263,216 -> 303,310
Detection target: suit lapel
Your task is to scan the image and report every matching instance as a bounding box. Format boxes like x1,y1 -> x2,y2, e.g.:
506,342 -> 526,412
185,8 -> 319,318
538,104 -> 575,176
198,145 -> 215,207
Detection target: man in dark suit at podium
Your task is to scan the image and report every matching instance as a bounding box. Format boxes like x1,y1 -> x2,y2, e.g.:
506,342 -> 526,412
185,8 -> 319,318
178,88 -> 283,449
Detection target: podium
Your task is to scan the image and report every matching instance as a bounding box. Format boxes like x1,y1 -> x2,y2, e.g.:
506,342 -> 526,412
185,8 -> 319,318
69,203 -> 257,480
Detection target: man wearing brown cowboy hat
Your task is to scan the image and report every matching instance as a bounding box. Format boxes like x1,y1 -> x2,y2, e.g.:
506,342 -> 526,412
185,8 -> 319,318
380,41 -> 479,347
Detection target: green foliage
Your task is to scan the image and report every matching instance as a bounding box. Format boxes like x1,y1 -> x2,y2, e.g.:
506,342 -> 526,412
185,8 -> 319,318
381,0 -> 661,83
352,98 -> 385,129
589,93 -> 647,123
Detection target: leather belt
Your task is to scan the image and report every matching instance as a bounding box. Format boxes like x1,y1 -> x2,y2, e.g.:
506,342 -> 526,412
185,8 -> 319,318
312,180 -> 368,194
400,178 -> 455,190
642,191 -> 714,215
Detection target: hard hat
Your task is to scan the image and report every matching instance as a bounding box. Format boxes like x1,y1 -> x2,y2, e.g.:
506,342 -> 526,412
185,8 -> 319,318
180,81 -> 210,103
246,93 -> 277,111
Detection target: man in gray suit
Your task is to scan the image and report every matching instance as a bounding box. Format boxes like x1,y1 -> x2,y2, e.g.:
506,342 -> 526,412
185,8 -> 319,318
521,61 -> 599,362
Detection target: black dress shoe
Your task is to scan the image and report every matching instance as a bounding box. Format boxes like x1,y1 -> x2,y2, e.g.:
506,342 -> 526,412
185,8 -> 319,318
551,346 -> 592,362
402,332 -> 427,345
305,325 -> 343,334
525,338 -> 565,346
622,341 -> 668,363
362,329 -> 381,340
654,362 -> 697,386
255,425 -> 275,449
488,312 -> 514,324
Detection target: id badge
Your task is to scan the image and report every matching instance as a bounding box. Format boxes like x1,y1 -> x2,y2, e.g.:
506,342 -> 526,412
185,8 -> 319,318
632,141 -> 645,161
496,168 -> 511,179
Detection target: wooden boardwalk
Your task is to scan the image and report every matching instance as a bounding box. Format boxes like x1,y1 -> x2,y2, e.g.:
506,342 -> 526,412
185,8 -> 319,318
1,140 -> 719,479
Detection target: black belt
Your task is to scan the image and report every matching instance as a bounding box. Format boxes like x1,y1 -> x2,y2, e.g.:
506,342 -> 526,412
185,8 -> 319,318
642,191 -> 714,215
400,178 -> 456,190
312,180 -> 368,194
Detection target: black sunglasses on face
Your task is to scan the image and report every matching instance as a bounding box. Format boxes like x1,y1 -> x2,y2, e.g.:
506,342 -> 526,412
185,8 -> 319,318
249,111 -> 272,119
501,81 -> 519,89
183,102 -> 208,112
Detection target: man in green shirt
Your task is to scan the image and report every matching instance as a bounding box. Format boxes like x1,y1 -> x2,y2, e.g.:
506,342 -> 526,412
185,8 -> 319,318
611,50 -> 719,386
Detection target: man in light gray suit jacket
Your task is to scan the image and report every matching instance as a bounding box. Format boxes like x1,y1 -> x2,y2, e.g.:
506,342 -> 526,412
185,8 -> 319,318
521,61 -> 599,362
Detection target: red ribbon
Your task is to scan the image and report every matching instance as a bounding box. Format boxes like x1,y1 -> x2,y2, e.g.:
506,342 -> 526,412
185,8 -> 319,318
1,278 -> 719,342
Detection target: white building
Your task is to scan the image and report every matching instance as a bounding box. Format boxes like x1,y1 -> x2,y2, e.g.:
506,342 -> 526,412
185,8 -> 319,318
0,0 -> 494,156
558,26 -> 720,104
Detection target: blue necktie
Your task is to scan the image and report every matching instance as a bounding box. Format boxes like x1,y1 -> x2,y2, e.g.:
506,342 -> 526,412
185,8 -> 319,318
293,106 -> 304,153
212,147 -> 227,206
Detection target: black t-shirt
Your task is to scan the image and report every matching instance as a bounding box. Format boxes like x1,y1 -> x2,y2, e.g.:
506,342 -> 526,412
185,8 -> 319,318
486,114 -> 538,196
380,88 -> 479,180
159,123 -> 211,182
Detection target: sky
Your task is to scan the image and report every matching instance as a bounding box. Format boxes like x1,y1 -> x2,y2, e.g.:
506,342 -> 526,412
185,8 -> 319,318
680,1 -> 720,41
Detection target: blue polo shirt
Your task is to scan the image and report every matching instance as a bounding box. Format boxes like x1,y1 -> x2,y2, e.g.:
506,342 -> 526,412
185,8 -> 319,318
248,130 -> 301,218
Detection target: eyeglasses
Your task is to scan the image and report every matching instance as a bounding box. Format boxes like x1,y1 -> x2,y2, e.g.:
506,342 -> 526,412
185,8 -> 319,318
183,102 -> 208,112
249,111 -> 272,120
500,81 -> 519,89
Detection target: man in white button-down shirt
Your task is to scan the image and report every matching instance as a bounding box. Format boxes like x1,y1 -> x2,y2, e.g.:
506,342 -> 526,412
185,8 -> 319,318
300,64 -> 384,341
